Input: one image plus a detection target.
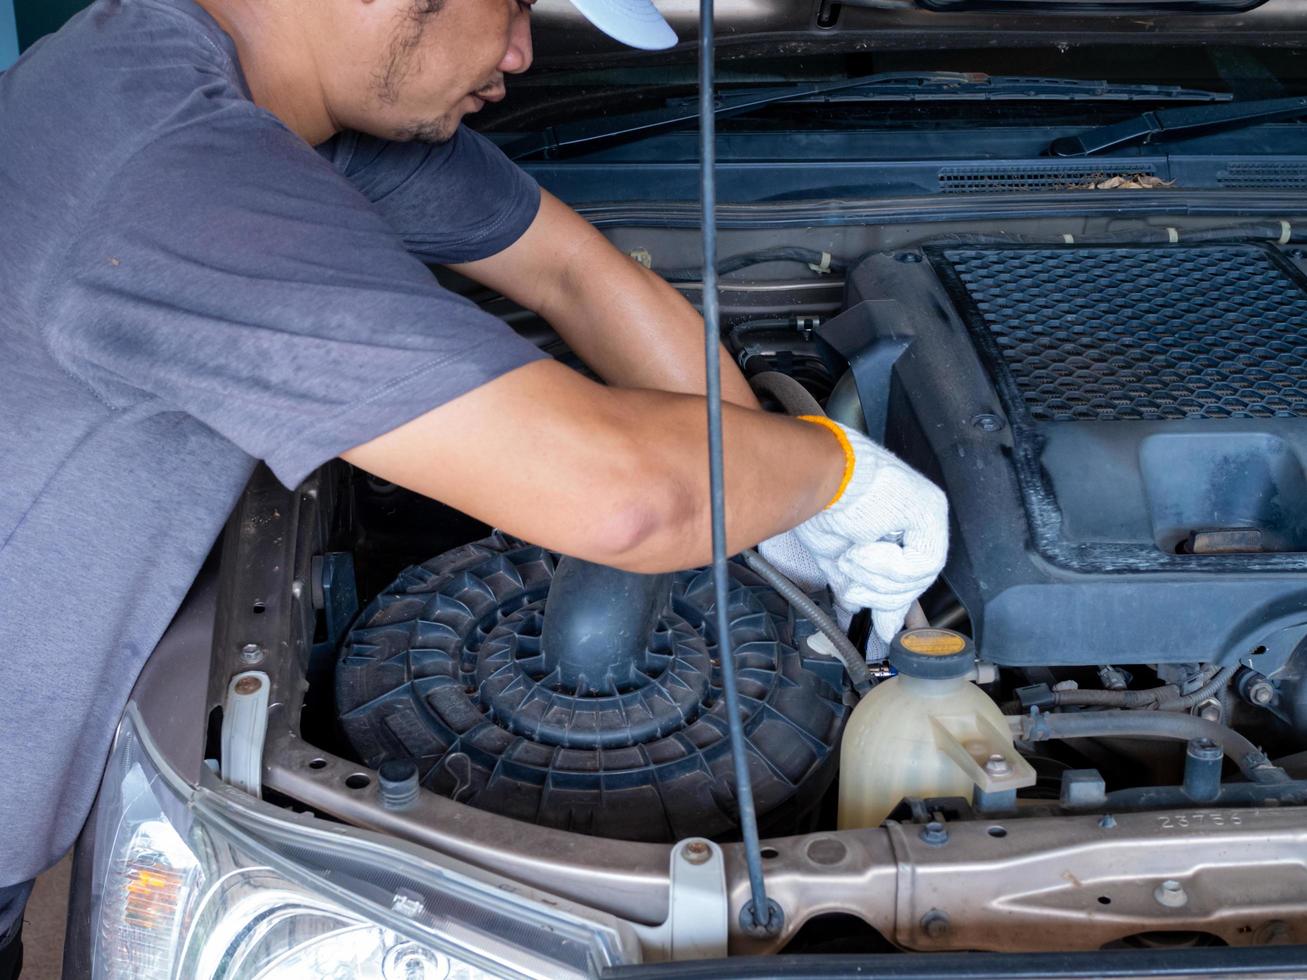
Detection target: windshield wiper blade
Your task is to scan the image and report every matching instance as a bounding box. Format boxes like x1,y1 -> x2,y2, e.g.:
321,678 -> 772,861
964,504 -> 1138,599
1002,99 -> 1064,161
504,72 -> 1231,161
505,70 -> 971,160
1050,95 -> 1307,156
665,75 -> 1231,107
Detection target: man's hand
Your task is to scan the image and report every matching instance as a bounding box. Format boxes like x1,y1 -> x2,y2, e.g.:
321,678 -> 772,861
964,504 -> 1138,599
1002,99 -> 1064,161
757,528 -> 857,629
758,528 -> 826,593
785,419 -> 948,642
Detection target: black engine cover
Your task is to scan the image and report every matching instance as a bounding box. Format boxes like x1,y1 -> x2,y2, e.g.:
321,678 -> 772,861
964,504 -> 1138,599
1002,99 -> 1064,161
820,242 -> 1307,668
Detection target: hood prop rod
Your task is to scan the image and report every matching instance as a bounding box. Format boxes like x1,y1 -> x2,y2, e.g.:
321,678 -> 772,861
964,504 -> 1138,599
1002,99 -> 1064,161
698,0 -> 782,940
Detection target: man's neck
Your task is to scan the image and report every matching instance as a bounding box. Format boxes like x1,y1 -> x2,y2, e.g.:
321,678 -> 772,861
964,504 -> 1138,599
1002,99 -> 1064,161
193,0 -> 338,145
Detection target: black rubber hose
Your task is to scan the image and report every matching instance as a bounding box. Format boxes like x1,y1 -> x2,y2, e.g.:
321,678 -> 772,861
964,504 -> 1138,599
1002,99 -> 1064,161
1052,686 -> 1177,708
921,223 -> 1299,248
1184,222 -> 1295,243
658,225 -> 1298,284
1051,664 -> 1235,710
1020,710 -> 1284,783
662,247 -> 847,282
748,371 -> 824,417
742,549 -> 871,696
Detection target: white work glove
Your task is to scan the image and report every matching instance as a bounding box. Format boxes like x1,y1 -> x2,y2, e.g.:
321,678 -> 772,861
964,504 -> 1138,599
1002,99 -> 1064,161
757,529 -> 857,629
758,527 -> 825,593
786,418 -> 949,643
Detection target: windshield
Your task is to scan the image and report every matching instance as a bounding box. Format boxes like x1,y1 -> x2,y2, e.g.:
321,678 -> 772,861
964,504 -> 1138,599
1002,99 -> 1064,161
473,43 -> 1307,203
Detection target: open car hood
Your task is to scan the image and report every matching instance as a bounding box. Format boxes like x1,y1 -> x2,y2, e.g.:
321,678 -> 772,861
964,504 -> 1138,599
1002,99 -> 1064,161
528,0 -> 1307,64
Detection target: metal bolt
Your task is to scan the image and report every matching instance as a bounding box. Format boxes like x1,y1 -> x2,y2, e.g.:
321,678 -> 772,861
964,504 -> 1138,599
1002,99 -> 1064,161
971,413 -> 1005,432
984,753 -> 1011,776
921,909 -> 950,939
1248,679 -> 1276,706
1197,698 -> 1223,722
895,251 -> 924,264
240,643 -> 263,664
1098,665 -> 1128,691
233,676 -> 262,696
682,840 -> 712,865
1154,879 -> 1188,908
1098,813 -> 1118,829
920,821 -> 949,846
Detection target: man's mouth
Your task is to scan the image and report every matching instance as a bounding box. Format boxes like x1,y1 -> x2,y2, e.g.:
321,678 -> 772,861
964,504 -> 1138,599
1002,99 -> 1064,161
475,87 -> 507,104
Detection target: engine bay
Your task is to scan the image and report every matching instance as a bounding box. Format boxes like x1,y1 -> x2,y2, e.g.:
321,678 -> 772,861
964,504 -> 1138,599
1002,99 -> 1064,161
211,212 -> 1307,962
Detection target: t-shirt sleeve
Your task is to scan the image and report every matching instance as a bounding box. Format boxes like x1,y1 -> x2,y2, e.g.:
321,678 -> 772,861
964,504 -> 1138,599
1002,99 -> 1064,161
44,114 -> 547,489
323,125 -> 542,265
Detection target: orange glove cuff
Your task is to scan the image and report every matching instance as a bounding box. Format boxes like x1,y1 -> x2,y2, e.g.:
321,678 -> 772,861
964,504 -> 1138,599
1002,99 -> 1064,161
797,415 -> 855,509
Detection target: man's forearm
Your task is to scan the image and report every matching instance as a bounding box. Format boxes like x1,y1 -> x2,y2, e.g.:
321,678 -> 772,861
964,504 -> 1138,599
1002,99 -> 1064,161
342,361 -> 842,573
539,235 -> 761,409
453,191 -> 762,410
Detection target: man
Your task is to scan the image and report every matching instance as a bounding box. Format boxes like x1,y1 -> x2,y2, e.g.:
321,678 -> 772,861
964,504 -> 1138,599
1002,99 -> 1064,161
0,0 -> 947,968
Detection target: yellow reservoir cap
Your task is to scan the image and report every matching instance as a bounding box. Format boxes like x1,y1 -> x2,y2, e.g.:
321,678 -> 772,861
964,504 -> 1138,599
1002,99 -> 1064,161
899,629 -> 969,657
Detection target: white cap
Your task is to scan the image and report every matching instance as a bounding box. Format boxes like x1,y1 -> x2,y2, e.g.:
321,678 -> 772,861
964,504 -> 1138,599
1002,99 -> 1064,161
566,0 -> 678,50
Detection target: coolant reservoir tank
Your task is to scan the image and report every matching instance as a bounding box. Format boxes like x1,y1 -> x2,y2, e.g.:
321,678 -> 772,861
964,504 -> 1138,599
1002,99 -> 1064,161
837,629 -> 1036,829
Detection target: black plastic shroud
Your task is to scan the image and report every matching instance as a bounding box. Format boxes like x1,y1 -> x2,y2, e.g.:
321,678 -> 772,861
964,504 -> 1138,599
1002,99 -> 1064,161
820,242 -> 1307,669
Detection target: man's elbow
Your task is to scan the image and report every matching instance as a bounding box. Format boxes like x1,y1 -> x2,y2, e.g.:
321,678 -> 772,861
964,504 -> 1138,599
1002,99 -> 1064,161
579,468 -> 701,573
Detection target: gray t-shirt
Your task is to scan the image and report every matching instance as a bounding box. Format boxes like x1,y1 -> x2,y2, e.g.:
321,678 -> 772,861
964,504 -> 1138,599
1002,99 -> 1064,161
0,0 -> 546,885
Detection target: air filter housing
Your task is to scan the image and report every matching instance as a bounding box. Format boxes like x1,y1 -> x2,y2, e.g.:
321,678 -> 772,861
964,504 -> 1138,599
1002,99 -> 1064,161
820,242 -> 1307,668
336,534 -> 847,843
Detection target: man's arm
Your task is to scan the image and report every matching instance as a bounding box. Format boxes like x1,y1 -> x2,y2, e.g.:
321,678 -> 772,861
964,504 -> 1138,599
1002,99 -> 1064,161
342,360 -> 842,573
450,190 -> 762,410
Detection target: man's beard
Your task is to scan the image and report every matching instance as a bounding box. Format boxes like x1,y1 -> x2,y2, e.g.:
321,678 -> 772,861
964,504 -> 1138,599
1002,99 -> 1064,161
394,113 -> 459,144
373,7 -> 454,143
388,76 -> 504,144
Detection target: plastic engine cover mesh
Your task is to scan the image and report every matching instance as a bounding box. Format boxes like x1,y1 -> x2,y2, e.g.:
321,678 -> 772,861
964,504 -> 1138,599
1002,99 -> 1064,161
936,243 -> 1307,422
335,533 -> 847,843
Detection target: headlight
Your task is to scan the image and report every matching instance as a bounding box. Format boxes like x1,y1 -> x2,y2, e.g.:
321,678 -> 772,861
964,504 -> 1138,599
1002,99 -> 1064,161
89,708 -> 629,979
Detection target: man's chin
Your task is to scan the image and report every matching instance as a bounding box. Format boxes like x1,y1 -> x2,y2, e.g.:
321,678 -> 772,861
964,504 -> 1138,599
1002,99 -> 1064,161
392,113 -> 461,145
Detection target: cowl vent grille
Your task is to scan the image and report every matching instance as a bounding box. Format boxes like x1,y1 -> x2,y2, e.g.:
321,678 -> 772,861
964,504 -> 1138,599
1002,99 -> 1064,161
1217,162 -> 1307,188
938,163 -> 1158,193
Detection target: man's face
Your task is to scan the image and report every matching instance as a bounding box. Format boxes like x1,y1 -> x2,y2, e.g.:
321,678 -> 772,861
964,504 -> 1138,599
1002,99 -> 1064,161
331,0 -> 535,143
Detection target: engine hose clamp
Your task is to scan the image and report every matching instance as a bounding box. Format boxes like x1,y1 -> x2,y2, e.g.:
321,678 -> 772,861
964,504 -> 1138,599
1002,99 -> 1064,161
807,251 -> 833,274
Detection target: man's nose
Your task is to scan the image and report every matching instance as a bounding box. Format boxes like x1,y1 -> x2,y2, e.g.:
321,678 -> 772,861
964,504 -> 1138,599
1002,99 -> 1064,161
499,9 -> 534,74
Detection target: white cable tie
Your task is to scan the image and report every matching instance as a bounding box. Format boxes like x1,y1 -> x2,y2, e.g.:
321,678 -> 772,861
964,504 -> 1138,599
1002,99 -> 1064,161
1280,220 -> 1293,245
1167,227 -> 1179,243
807,251 -> 833,275
1062,233 -> 1075,244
